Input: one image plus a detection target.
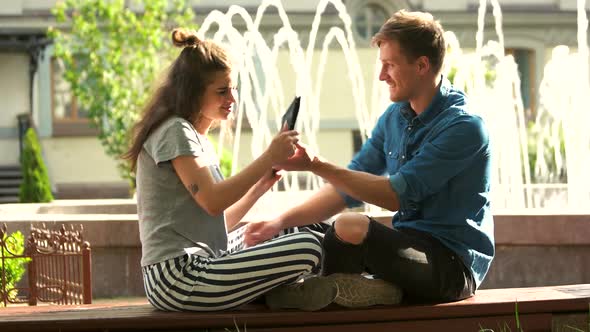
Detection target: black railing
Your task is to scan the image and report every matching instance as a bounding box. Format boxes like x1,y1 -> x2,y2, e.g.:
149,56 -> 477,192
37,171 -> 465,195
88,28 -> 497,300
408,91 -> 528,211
16,113 -> 32,159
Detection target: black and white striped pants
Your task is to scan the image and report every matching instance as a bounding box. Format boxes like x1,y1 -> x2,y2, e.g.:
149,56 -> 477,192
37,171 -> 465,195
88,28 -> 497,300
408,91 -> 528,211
142,231 -> 323,311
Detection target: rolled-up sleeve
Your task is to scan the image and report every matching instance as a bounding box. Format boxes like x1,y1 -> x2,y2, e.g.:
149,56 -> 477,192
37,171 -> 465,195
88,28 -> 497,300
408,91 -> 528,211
339,107 -> 393,207
390,115 -> 489,202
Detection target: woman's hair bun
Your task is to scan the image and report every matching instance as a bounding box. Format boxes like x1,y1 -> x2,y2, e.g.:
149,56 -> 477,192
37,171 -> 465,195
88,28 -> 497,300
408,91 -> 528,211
172,28 -> 201,47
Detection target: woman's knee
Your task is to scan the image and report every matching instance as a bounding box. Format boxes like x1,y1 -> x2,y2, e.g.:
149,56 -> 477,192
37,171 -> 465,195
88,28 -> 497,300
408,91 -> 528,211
333,213 -> 370,245
288,232 -> 323,269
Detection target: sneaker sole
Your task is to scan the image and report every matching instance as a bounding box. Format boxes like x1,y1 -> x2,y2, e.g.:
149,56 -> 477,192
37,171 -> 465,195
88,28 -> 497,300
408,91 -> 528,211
265,277 -> 338,311
326,273 -> 403,308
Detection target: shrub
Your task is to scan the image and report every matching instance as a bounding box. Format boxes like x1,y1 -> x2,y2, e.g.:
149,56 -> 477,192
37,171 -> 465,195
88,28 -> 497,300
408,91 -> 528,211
0,230 -> 31,305
19,128 -> 54,203
209,138 -> 235,178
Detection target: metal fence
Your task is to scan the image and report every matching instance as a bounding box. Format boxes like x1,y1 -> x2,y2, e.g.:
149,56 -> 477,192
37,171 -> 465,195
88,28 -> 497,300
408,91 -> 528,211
0,223 -> 92,306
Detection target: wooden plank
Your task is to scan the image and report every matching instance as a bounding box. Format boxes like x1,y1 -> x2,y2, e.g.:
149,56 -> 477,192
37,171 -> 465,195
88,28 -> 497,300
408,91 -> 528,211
250,314 -> 553,332
0,284 -> 588,332
0,312 -> 556,332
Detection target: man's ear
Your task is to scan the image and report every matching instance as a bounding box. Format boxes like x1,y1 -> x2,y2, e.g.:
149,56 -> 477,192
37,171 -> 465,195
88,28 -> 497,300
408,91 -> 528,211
416,56 -> 430,75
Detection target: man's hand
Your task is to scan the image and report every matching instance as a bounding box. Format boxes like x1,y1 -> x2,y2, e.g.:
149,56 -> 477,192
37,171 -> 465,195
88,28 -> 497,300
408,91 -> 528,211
274,143 -> 316,171
244,220 -> 283,246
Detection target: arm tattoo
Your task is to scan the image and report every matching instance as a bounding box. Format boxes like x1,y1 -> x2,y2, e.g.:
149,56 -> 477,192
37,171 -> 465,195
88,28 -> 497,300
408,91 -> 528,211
187,183 -> 199,195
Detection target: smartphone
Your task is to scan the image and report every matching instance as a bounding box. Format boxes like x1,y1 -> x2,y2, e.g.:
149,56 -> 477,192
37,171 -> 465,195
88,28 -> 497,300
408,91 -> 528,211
281,96 -> 301,130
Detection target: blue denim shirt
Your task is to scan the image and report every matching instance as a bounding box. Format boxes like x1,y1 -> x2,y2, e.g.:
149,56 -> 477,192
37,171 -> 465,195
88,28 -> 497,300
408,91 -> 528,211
342,77 -> 494,288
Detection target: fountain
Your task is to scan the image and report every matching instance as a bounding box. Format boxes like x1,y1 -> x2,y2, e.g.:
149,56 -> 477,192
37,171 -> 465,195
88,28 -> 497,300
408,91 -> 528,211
445,0 -> 590,210
198,0 -> 371,195
196,0 -> 589,212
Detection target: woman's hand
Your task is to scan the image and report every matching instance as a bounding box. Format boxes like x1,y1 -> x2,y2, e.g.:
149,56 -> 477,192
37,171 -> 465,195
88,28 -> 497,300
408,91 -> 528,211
266,130 -> 299,164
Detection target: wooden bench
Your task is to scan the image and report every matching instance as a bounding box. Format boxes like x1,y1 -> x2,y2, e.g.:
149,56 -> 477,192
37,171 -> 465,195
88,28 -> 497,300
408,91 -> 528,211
0,284 -> 588,332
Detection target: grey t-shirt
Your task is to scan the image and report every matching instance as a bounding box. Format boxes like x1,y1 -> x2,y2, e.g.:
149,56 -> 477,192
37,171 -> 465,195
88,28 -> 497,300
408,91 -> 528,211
137,117 -> 227,267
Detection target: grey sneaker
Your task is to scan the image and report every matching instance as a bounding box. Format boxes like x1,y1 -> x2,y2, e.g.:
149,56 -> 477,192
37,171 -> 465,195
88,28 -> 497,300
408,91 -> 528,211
326,273 -> 403,308
265,276 -> 338,311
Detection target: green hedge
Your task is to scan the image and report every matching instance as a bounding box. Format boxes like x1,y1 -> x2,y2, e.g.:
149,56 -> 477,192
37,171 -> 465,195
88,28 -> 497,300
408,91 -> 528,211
19,128 -> 54,203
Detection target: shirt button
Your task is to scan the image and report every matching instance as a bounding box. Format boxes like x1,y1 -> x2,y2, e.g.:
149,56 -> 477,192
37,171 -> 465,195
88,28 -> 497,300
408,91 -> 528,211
388,151 -> 392,155
401,155 -> 406,160
407,126 -> 412,131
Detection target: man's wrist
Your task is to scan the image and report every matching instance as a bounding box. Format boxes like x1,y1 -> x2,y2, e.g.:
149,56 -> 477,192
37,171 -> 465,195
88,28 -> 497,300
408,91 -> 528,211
309,156 -> 325,174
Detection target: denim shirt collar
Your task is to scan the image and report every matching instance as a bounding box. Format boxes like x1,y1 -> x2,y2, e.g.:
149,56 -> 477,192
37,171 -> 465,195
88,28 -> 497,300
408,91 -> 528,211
399,75 -> 451,125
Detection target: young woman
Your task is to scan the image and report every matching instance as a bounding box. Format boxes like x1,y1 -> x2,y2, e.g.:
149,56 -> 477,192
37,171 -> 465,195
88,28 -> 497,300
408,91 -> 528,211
123,28 -> 336,311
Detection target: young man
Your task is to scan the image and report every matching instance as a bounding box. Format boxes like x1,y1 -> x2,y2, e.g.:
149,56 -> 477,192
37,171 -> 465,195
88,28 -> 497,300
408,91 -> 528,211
247,10 -> 494,305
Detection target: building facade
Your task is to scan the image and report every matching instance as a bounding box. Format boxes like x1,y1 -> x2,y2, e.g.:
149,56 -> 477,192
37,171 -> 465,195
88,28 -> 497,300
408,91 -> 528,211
0,0 -> 587,200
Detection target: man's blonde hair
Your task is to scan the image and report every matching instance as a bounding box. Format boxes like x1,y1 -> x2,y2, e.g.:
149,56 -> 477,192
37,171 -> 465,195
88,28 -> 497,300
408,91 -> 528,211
372,10 -> 446,74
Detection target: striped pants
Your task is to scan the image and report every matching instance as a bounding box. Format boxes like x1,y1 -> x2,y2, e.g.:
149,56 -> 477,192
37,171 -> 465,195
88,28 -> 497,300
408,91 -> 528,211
142,232 -> 323,311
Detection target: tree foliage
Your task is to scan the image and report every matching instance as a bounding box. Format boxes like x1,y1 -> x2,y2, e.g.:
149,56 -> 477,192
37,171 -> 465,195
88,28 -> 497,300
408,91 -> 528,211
19,128 -> 54,203
48,0 -> 196,188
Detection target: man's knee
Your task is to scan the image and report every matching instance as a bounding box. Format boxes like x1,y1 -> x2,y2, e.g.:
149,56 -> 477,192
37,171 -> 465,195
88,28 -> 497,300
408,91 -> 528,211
333,212 -> 370,245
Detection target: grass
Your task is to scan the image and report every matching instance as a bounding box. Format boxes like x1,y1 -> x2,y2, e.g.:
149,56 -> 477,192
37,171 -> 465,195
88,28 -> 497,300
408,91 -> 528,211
224,317 -> 246,332
479,301 -> 590,332
478,301 -> 524,332
552,302 -> 589,332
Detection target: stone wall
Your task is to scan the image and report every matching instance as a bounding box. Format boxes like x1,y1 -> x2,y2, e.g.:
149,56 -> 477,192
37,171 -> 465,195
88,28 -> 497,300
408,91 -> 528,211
5,212 -> 590,298
478,213 -> 590,289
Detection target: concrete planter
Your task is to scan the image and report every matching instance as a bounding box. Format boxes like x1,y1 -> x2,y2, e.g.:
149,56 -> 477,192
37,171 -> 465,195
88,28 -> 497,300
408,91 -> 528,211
1,196 -> 589,298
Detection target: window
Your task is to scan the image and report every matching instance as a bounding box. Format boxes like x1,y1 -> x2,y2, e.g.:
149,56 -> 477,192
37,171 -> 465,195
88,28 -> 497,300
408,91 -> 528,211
51,57 -> 97,136
354,3 -> 388,42
506,48 -> 536,121
352,129 -> 365,154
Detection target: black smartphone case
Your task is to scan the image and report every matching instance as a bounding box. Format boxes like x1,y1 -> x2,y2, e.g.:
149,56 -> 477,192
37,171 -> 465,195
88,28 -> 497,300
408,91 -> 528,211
281,96 -> 301,130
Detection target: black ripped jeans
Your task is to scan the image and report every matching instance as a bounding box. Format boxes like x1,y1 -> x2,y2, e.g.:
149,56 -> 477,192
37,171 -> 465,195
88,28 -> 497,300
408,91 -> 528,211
321,217 -> 475,303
